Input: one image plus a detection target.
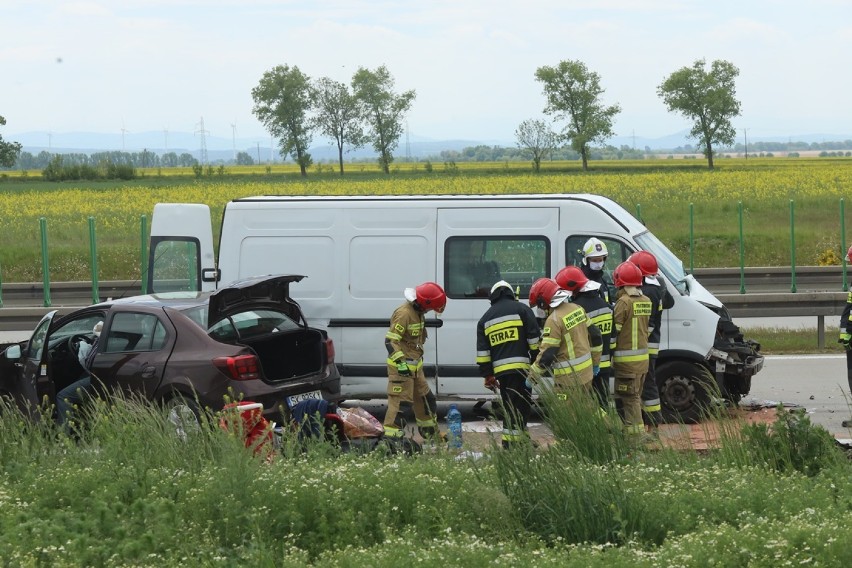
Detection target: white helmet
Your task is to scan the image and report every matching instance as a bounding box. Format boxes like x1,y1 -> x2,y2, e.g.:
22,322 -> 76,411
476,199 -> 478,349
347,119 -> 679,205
582,237 -> 608,264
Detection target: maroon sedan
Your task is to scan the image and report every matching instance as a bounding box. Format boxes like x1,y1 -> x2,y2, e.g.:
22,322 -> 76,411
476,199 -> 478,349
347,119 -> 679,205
0,275 -> 340,423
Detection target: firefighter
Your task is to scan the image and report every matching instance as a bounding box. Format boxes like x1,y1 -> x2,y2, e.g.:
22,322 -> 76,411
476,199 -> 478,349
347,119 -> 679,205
628,250 -> 675,429
528,278 -> 602,398
383,282 -> 446,440
840,245 -> 852,428
476,280 -> 541,448
556,265 -> 614,410
611,261 -> 652,438
580,237 -> 616,304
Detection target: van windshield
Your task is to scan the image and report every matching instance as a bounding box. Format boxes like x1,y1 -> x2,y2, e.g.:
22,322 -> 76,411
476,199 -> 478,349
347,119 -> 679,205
634,231 -> 687,294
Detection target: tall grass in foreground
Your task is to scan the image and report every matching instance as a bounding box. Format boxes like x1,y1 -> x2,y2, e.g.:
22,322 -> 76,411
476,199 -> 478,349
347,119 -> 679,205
0,394 -> 850,566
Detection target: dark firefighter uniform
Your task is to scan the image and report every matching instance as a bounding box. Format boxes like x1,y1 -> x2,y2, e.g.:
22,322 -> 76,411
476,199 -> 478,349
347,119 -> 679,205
532,299 -> 602,396
384,301 -> 439,439
640,275 -> 675,424
612,287 -> 652,435
840,290 -> 852,428
571,285 -> 614,409
581,263 -> 616,306
476,283 -> 541,447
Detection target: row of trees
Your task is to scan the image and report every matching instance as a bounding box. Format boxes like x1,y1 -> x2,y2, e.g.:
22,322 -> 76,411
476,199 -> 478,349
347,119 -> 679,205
0,115 -> 22,168
515,59 -> 741,171
251,64 -> 413,176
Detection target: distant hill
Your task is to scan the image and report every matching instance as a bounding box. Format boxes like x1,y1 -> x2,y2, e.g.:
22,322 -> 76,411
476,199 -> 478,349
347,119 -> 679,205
10,129 -> 852,163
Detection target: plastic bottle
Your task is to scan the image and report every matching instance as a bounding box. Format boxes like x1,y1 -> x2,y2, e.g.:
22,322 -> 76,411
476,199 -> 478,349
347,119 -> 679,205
446,404 -> 463,449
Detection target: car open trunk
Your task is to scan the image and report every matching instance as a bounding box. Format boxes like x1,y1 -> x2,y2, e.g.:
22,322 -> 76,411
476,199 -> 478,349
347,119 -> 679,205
240,328 -> 326,381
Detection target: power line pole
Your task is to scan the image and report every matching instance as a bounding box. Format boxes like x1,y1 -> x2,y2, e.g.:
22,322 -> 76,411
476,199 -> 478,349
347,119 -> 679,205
743,128 -> 748,160
195,116 -> 209,165
230,122 -> 237,162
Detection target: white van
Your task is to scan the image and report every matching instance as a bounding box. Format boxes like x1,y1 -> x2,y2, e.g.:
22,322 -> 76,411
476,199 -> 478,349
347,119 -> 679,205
147,194 -> 764,422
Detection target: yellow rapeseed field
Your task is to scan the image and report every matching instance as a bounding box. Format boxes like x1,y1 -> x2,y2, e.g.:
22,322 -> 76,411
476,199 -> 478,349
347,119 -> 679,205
1,158 -> 851,281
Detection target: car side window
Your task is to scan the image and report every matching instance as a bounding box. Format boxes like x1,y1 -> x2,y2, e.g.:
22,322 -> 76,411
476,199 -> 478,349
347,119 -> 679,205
104,313 -> 167,353
445,236 -> 549,300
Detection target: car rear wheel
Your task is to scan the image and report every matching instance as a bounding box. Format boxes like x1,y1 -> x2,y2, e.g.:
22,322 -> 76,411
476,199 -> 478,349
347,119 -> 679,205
162,393 -> 203,440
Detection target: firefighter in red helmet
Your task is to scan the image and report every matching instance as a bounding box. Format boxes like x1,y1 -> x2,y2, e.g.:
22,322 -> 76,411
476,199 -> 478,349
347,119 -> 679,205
627,250 -> 674,429
556,265 -> 614,410
611,261 -> 652,439
528,278 -> 602,398
383,282 -> 446,440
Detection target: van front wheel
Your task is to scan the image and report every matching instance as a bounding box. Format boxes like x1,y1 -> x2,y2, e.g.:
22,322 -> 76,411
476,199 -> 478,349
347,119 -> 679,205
655,360 -> 714,424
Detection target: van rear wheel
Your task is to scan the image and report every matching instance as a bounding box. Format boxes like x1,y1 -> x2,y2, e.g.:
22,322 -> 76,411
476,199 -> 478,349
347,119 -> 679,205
656,361 -> 714,424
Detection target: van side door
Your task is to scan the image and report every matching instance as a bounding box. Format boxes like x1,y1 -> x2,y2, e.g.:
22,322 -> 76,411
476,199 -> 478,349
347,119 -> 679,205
436,207 -> 558,397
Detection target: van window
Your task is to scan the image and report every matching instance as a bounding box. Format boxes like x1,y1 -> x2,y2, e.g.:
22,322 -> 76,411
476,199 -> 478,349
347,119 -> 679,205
445,237 -> 549,299
565,236 -> 631,272
150,238 -> 200,292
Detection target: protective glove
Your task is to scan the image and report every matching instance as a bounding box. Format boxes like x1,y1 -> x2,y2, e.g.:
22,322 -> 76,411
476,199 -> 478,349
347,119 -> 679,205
839,337 -> 852,351
593,365 -> 600,377
484,375 -> 498,391
396,361 -> 411,376
525,365 -> 543,389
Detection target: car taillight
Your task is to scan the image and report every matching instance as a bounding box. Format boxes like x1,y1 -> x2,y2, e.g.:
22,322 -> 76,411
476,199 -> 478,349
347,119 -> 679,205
325,338 -> 335,363
213,354 -> 260,381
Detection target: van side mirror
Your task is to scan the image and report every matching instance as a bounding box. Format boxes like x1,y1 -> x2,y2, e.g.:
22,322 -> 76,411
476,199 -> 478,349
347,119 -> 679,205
4,345 -> 22,360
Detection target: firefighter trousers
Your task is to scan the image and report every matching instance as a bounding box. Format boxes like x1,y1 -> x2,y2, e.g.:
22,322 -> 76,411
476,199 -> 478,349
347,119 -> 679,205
614,373 -> 647,435
384,367 -> 438,438
497,372 -> 532,448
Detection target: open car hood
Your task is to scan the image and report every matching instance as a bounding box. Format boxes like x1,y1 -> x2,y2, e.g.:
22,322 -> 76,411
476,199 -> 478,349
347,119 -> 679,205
208,275 -> 306,325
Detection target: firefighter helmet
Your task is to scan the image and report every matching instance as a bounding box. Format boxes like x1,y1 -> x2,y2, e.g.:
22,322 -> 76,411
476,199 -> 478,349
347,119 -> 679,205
627,250 -> 659,277
582,237 -> 609,260
415,282 -> 447,313
528,278 -> 561,309
555,266 -> 589,293
613,261 -> 643,287
847,245 -> 852,264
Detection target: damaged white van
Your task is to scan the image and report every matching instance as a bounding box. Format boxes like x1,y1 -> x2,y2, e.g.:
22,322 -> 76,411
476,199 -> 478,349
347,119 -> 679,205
147,193 -> 764,423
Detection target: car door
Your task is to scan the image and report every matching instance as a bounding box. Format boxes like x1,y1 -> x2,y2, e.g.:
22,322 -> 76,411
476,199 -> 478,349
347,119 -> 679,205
90,309 -> 174,400
15,311 -> 59,413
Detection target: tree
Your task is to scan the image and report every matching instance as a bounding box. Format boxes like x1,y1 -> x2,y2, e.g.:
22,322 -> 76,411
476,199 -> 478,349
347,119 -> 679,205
534,60 -> 620,171
251,64 -> 314,176
515,119 -> 557,172
0,115 -> 23,168
657,59 -> 741,169
312,77 -> 366,175
351,65 -> 415,174
236,151 -> 254,166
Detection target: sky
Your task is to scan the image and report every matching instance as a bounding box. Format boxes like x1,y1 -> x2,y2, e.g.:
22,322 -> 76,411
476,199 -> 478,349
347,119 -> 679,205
2,0 -> 851,150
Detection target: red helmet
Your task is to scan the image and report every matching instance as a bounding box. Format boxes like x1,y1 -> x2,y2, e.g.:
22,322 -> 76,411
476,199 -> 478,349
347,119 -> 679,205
528,278 -> 560,309
627,250 -> 659,277
415,282 -> 447,313
613,261 -> 643,287
847,245 -> 852,264
555,265 -> 589,293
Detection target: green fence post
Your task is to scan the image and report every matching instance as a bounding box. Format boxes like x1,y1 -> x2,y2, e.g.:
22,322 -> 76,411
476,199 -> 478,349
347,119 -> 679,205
88,216 -> 99,304
790,200 -> 797,293
140,215 -> 148,295
635,203 -> 642,224
39,217 -> 52,307
689,203 -> 694,274
841,198 -> 848,292
738,202 -> 745,294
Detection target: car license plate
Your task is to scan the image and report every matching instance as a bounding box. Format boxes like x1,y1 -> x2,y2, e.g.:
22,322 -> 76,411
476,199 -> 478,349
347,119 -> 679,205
287,390 -> 323,408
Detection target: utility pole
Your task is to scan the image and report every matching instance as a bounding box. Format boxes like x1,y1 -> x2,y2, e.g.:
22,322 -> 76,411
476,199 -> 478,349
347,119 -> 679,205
744,128 -> 748,160
405,120 -> 410,161
256,142 -> 261,164
230,122 -> 237,162
632,129 -> 636,150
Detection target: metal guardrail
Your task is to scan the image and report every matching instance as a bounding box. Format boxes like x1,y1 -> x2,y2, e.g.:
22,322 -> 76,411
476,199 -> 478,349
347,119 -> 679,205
0,271 -> 849,341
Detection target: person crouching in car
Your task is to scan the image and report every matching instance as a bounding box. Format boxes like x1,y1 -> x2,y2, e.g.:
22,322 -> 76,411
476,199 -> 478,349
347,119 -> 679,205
57,321 -> 102,433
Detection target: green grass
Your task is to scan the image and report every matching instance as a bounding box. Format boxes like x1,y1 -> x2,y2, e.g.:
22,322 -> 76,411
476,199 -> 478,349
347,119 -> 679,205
1,389 -> 850,566
740,326 -> 845,354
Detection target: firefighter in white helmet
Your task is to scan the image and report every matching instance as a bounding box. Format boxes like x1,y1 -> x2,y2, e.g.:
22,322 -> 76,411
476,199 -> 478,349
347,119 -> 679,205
383,282 -> 446,441
580,237 -> 616,304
